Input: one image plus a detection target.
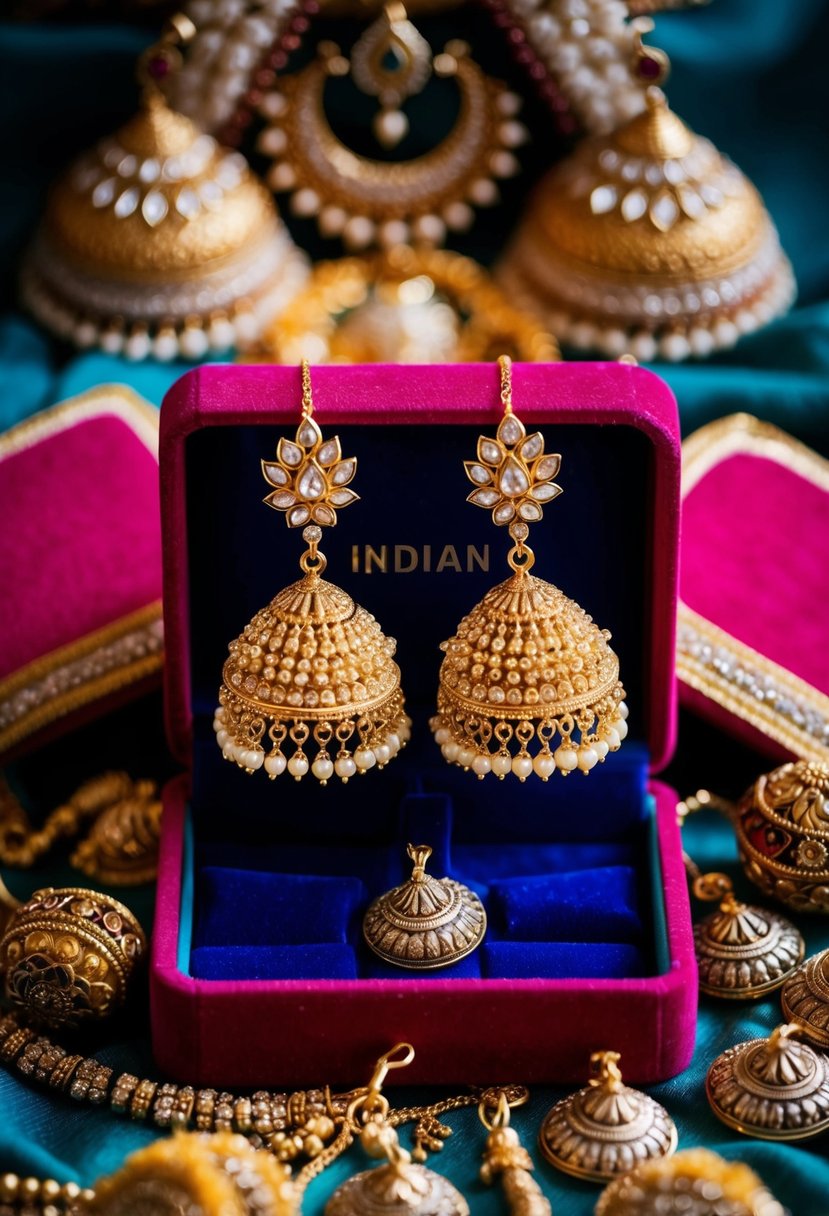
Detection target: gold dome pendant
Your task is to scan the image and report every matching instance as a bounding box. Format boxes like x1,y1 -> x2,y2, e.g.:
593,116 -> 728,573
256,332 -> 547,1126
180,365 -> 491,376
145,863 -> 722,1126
215,362 -> 409,784
538,1051 -> 677,1183
706,1023 -> 829,1141
363,844 -> 487,969
431,357 -> 627,782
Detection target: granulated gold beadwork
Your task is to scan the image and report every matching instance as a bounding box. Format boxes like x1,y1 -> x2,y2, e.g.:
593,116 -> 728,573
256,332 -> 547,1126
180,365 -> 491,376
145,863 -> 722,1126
595,1148 -> 787,1216
693,884 -> 804,1000
781,947 -> 829,1049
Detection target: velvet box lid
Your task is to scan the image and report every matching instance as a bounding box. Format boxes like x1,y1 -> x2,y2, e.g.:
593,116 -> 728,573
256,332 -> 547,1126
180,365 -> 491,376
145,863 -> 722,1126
152,361 -> 696,1086
0,386 -> 163,761
678,413 -> 829,765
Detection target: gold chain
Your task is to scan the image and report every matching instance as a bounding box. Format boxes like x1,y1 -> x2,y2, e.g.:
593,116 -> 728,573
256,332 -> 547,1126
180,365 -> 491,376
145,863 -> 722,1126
301,357 -> 313,418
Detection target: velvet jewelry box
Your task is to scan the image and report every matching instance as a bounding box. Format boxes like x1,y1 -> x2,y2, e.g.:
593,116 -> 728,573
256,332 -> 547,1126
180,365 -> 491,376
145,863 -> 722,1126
151,361 -> 696,1086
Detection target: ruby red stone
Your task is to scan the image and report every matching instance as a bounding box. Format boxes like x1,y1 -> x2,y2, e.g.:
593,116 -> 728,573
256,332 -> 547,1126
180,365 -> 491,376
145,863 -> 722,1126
255,69 -> 276,89
291,14 -> 309,32
508,26 -> 526,43
638,56 -> 662,80
282,33 -> 301,51
530,61 -> 547,81
147,54 -> 170,80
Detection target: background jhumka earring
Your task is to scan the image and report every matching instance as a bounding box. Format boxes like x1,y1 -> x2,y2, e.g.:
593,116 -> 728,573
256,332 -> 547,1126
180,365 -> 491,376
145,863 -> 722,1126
215,362 -> 409,784
538,1051 -> 677,1182
22,16 -> 307,361
479,1090 -> 551,1216
254,9 -> 527,251
431,356 -> 627,781
595,1147 -> 787,1216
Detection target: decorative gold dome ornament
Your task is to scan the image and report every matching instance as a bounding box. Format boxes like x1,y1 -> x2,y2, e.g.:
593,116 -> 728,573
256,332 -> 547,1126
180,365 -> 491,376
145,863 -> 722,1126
735,760 -> 829,915
706,1023 -> 829,1141
363,844 -> 487,970
538,1051 -> 677,1183
595,1148 -> 788,1216
0,886 -> 146,1029
498,84 -> 794,362
90,1131 -> 296,1216
254,247 -> 559,366
254,4 -> 527,251
431,356 -> 626,782
215,361 -> 409,783
22,17 -> 307,361
781,948 -> 829,1049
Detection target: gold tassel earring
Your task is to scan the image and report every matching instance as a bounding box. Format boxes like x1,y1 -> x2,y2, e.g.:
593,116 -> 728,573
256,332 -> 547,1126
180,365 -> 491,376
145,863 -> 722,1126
431,356 -> 627,781
215,361 -> 410,784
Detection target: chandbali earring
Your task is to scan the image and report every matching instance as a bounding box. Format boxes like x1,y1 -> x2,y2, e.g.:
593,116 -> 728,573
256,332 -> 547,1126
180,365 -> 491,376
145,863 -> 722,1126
214,361 -> 410,783
431,356 -> 627,781
255,5 -> 527,251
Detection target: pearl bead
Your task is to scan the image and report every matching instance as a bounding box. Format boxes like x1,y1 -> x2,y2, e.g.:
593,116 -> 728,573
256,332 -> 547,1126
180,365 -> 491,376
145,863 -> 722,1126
578,746 -> 599,773
233,311 -> 259,345
288,753 -> 309,779
125,330 -> 151,361
601,726 -> 621,751
386,732 -> 401,755
208,316 -> 236,351
354,747 -> 376,771
554,746 -> 579,773
153,330 -> 179,362
492,753 -> 512,778
100,328 -> 124,354
468,177 -> 498,206
216,729 -> 229,747
660,332 -> 691,362
713,318 -> 739,348
181,326 -> 209,359
533,753 -> 556,780
472,754 -> 491,778
435,728 -> 450,745
312,755 -> 334,782
412,214 -> 446,245
512,755 -> 533,782
443,201 -> 474,231
335,755 -> 356,781
265,751 -> 287,777
75,321 -> 98,349
222,740 -> 235,760
631,332 -> 657,361
291,188 -> 321,217
594,739 -> 609,760
614,717 -> 629,741
342,216 -> 376,249
458,747 -> 477,769
374,743 -> 391,767
319,206 -> 347,236
379,220 -> 410,249
689,327 -> 715,357
248,749 -> 264,770
617,701 -> 629,720
442,742 -> 460,763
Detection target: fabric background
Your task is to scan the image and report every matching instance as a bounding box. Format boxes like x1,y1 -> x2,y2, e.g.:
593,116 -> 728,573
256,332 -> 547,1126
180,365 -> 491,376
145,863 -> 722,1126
1,1 -> 829,1211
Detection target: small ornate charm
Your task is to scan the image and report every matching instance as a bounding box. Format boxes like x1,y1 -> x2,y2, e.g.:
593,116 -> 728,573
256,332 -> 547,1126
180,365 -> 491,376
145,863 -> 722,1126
735,760 -> 829,914
363,844 -> 487,970
706,1023 -> 829,1141
538,1051 -> 677,1182
781,947 -> 829,1049
431,355 -> 627,782
479,1091 -> 550,1216
595,1147 -> 787,1216
0,886 -> 146,1028
70,781 -> 161,886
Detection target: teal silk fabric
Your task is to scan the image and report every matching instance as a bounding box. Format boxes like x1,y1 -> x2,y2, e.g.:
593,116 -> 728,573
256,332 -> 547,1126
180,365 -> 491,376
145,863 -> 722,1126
2,1 -> 829,1212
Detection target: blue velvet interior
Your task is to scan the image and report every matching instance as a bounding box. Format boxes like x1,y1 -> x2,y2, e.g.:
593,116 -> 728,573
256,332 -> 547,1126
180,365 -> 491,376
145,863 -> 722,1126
183,418 -> 664,982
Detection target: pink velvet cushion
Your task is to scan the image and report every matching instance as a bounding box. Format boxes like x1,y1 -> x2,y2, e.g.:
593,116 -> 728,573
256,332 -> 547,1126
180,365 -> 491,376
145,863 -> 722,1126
0,387 -> 163,759
679,414 -> 829,763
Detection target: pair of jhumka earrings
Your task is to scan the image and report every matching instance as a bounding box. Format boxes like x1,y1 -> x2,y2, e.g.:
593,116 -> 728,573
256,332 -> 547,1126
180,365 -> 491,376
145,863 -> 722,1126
215,357 -> 628,784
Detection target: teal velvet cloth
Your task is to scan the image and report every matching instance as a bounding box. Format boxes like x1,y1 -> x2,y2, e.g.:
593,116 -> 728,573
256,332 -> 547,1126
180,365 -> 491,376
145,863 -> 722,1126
2,1 -> 829,1212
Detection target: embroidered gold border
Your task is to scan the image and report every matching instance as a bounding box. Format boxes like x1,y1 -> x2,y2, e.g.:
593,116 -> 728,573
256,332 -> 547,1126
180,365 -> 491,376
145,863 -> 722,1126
679,413 -> 829,763
0,387 -> 162,755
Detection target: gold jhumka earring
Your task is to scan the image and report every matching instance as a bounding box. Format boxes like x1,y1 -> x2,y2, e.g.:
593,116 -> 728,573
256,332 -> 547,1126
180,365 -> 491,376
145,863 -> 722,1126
214,362 -> 410,784
431,356 -> 627,781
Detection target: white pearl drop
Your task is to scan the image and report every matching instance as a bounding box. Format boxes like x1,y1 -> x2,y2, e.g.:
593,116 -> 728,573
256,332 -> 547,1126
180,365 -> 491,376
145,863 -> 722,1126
458,747 -> 477,769
533,754 -> 556,780
713,318 -> 739,348
265,752 -> 287,777
354,747 -> 376,771
492,754 -> 512,778
412,214 -> 446,245
318,206 -> 348,237
312,756 -> 334,782
342,216 -> 376,249
601,726 -> 622,751
222,740 -> 235,760
208,317 -> 236,351
631,332 -> 657,361
618,702 -> 629,720
75,321 -> 98,348
335,755 -> 356,781
443,201 -> 474,231
386,733 -> 401,755
374,743 -> 391,767
442,742 -> 460,763
181,326 -> 209,359
216,729 -> 229,747
512,755 -> 533,782
154,331 -> 179,362
472,755 -> 492,777
434,728 -> 450,745
578,747 -> 599,773
291,188 -> 321,217
689,327 -> 715,358
233,311 -> 259,345
594,739 -> 609,760
660,333 -> 691,362
248,749 -> 264,771
554,746 -> 579,773
569,321 -> 597,349
379,220 -> 409,249
100,329 -> 124,354
614,717 -> 629,741
288,754 -> 309,779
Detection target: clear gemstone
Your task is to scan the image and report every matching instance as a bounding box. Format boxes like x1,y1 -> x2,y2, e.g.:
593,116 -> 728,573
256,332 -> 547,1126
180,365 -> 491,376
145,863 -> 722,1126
664,160 -> 685,185
478,438 -> 502,465
532,483 -> 562,503
621,189 -> 647,222
317,438 -> 340,466
590,185 -> 617,214
650,192 -> 679,231
332,458 -> 355,485
297,418 -> 321,448
302,525 -> 323,543
620,159 -> 642,182
499,456 -> 530,498
114,187 -> 140,218
678,188 -> 705,219
163,157 -> 183,181
287,505 -> 310,526
469,488 -> 500,508
701,183 -> 724,207
92,178 -> 116,207
314,505 -> 336,525
262,463 -> 288,486
519,501 -> 542,521
330,488 -> 358,507
535,454 -> 561,480
509,520 -> 530,542
297,462 -> 325,500
117,154 -> 137,178
493,502 -> 515,524
518,433 -> 543,460
277,439 -> 303,466
269,491 -> 296,509
199,181 -> 223,210
497,413 -> 525,446
645,164 -> 663,187
139,158 -> 160,183
467,463 -> 492,485
142,190 -> 168,226
216,154 -> 244,190
176,187 -> 200,219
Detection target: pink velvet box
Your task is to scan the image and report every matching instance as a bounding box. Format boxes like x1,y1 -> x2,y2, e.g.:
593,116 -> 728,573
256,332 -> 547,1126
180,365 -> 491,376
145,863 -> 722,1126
0,386 -> 163,761
151,361 -> 697,1086
678,413 -> 829,765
